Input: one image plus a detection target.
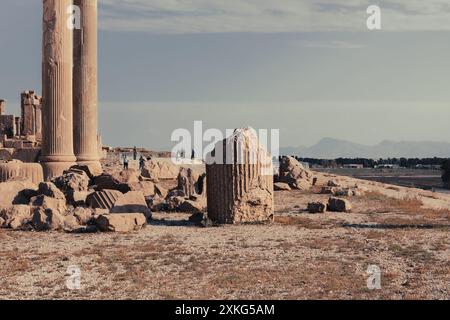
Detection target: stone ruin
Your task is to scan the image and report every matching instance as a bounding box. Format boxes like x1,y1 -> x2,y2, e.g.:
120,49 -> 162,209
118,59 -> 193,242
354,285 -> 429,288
206,128 -> 274,224
20,91 -> 42,140
0,99 -> 15,139
1,0 -> 102,179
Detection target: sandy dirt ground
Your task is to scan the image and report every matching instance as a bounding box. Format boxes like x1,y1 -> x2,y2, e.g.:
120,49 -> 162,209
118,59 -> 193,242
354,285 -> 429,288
0,184 -> 448,300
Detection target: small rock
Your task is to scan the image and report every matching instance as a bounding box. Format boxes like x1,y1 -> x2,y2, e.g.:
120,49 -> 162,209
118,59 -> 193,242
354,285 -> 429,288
327,180 -> 340,187
328,197 -> 352,213
320,187 -> 334,194
332,187 -> 352,197
274,182 -> 291,191
307,202 -> 327,214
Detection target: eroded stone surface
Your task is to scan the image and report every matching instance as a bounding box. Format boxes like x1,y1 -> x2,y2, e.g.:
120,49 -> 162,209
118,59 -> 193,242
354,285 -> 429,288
95,213 -> 147,232
276,156 -> 314,190
328,197 -> 352,213
206,128 -> 274,224
110,191 -> 151,219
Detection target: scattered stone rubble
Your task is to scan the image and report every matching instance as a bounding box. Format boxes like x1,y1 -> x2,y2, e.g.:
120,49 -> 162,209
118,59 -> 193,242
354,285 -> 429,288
0,155 -> 212,232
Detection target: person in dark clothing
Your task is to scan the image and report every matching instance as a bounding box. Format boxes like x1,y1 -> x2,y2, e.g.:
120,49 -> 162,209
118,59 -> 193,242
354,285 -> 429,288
139,156 -> 146,171
133,146 -> 138,160
123,154 -> 129,170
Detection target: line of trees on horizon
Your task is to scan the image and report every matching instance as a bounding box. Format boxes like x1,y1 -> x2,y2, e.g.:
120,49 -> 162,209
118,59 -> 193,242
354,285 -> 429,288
281,156 -> 450,190
289,157 -> 450,169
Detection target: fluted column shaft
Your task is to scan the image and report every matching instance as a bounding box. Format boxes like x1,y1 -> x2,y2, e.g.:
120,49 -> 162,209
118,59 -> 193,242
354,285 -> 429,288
41,0 -> 76,180
73,0 -> 101,170
206,130 -> 274,224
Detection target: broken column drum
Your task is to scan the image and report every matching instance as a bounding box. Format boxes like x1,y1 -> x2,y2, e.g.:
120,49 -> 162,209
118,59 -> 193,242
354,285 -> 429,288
206,128 -> 274,224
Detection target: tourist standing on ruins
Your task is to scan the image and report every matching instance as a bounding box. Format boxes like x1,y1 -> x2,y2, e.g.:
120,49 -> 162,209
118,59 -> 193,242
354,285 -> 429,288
139,156 -> 146,171
133,146 -> 138,160
123,154 -> 129,170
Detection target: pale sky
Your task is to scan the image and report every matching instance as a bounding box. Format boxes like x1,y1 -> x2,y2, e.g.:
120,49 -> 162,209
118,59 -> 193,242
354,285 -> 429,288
0,0 -> 449,150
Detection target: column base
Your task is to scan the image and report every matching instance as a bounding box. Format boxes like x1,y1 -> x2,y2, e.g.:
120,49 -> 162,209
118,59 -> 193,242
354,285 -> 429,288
41,161 -> 77,181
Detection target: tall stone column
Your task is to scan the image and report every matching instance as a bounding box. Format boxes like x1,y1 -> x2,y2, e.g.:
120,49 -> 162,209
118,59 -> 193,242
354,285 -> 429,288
73,0 -> 101,174
41,0 -> 77,180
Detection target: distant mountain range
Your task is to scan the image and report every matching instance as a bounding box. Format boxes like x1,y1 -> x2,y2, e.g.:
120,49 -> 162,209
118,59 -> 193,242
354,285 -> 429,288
281,138 -> 450,159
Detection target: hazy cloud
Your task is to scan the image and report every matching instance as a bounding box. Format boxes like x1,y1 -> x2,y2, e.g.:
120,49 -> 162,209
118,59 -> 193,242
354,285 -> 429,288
99,0 -> 450,33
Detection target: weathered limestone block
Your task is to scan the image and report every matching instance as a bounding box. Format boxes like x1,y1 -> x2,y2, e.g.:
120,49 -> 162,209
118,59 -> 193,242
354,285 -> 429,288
0,205 -> 33,230
30,195 -> 67,213
86,189 -> 123,210
95,213 -> 147,232
274,182 -> 291,191
66,190 -> 92,207
73,207 -> 95,225
52,170 -> 90,193
92,170 -> 138,193
32,207 -> 65,231
110,191 -> 151,219
70,164 -> 102,180
206,128 -> 274,224
21,91 -> 42,138
129,181 -> 156,197
38,182 -> 66,201
141,159 -> 180,180
276,156 -> 313,190
328,197 -> 352,213
177,167 -> 197,198
0,179 -> 38,208
63,214 -> 82,232
178,199 -> 206,214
